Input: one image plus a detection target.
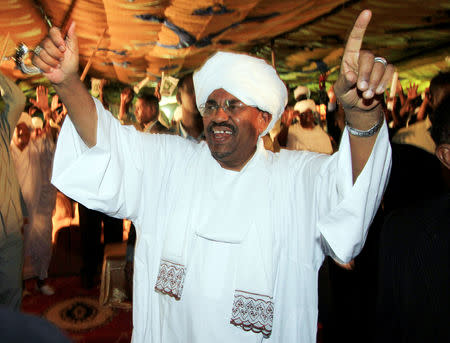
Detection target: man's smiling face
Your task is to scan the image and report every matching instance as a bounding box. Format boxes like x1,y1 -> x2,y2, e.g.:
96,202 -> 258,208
202,88 -> 271,171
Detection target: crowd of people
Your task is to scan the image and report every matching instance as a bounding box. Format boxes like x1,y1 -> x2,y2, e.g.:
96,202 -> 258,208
0,8 -> 448,343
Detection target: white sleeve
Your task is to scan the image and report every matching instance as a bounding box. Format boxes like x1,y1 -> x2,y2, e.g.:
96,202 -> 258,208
306,121 -> 391,263
51,97 -> 157,221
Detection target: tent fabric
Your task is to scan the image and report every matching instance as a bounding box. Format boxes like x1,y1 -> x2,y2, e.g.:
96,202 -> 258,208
0,0 -> 448,90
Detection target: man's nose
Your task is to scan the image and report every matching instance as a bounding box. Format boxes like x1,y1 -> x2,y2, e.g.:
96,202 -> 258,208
212,106 -> 230,122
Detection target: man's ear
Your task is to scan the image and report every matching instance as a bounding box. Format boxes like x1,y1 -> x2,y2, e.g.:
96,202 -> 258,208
436,143 -> 450,170
257,111 -> 272,134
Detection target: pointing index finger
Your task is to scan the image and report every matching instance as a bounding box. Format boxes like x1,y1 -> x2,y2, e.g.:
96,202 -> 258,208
343,10 -> 372,62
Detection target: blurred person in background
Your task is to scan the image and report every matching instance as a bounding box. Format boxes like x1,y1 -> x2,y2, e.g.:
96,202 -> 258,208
11,86 -> 57,296
0,71 -> 26,309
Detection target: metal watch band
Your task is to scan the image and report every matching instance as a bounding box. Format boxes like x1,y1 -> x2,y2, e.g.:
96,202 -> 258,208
345,117 -> 383,137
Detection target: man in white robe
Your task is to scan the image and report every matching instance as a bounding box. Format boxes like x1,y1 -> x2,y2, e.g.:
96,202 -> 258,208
11,115 -> 57,295
287,99 -> 333,154
33,10 -> 393,343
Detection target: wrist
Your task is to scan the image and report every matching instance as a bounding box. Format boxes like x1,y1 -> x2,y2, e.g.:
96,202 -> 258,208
346,118 -> 383,137
345,111 -> 384,137
344,107 -> 383,131
53,72 -> 79,88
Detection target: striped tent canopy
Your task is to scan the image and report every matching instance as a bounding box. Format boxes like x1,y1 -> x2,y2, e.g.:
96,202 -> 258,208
0,0 -> 449,93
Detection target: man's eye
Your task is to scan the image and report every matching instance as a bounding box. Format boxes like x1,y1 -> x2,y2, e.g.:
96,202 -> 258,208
205,104 -> 217,110
228,103 -> 243,113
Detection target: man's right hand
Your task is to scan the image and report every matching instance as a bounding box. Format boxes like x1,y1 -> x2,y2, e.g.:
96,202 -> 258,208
32,21 -> 98,148
32,22 -> 79,85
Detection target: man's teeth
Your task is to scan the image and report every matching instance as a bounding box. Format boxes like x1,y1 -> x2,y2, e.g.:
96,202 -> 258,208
213,130 -> 232,134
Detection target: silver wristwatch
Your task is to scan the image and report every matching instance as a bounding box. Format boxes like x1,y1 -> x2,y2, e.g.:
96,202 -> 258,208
345,117 -> 383,137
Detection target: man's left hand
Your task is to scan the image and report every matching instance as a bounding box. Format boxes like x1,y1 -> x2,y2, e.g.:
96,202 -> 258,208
334,10 -> 394,128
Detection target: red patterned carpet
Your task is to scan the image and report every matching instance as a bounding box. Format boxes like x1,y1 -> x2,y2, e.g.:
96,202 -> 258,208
21,276 -> 132,343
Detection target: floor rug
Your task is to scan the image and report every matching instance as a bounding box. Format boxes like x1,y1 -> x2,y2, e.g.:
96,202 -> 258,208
22,273 -> 132,342
44,296 -> 116,332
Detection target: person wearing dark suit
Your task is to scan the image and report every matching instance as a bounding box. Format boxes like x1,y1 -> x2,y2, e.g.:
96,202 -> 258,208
376,96 -> 450,343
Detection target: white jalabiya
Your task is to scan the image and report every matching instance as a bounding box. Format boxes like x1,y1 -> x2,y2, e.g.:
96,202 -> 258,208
52,98 -> 391,343
11,134 -> 56,280
154,132 -> 275,337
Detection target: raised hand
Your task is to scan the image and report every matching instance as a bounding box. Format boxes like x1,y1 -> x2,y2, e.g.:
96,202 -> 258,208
51,94 -> 60,113
120,87 -> 133,106
30,85 -> 50,112
31,22 -> 79,85
406,82 -> 418,100
32,22 -> 96,148
119,87 -> 133,121
333,10 -> 394,182
334,10 -> 394,122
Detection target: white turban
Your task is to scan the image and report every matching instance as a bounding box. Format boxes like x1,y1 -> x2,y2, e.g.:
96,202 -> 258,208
293,85 -> 310,100
31,116 -> 44,129
193,51 -> 287,136
294,99 -> 316,114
